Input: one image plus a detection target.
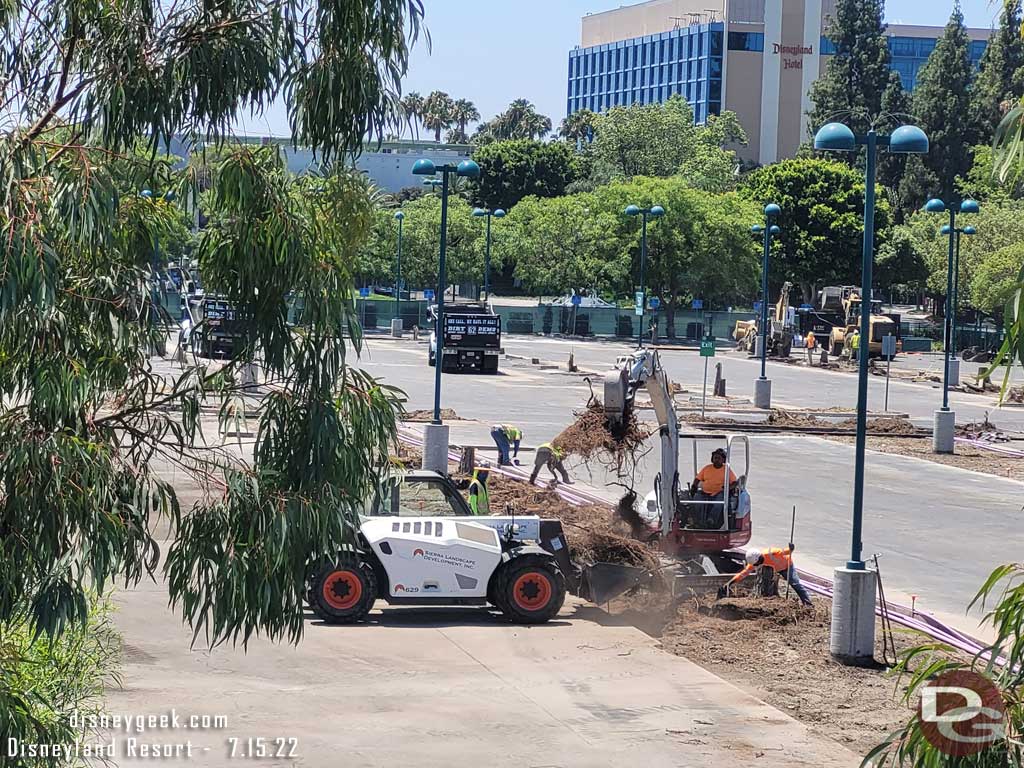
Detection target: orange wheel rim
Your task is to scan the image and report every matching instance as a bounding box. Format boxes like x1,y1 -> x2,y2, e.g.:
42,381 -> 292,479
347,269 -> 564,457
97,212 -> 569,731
512,572 -> 552,611
322,570 -> 362,610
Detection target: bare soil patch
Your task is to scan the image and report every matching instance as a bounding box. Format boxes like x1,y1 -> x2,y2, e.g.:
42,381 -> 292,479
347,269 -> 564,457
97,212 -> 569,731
826,433 -> 1024,480
657,595 -> 930,754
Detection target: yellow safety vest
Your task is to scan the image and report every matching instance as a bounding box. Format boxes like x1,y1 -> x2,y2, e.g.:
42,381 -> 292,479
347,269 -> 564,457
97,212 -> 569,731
468,478 -> 490,515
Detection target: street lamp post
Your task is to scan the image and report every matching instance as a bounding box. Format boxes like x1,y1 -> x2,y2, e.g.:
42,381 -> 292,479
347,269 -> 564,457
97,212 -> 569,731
392,210 -> 404,337
624,204 -> 665,348
749,204 -> 781,408
412,157 -> 481,473
924,197 -> 979,452
814,121 -> 929,665
472,207 -> 505,302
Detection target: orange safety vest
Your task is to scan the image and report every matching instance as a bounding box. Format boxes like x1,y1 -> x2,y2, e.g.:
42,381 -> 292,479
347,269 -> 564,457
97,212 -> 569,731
729,547 -> 793,584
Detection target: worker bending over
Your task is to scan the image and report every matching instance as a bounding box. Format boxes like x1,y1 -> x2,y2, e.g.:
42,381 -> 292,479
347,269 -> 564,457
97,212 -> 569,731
720,547 -> 813,606
530,442 -> 573,485
490,424 -> 522,466
467,466 -> 491,515
691,448 -> 737,528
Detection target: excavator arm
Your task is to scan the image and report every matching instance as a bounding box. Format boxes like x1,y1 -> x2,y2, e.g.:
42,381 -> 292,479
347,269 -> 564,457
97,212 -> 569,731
603,350 -> 679,536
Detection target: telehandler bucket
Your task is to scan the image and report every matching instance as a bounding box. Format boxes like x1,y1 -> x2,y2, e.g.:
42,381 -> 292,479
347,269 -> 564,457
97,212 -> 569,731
580,562 -> 654,605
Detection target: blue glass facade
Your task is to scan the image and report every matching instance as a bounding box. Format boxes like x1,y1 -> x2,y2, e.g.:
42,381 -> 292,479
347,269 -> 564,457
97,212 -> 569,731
566,23 -> 724,123
567,27 -> 988,121
817,35 -> 986,90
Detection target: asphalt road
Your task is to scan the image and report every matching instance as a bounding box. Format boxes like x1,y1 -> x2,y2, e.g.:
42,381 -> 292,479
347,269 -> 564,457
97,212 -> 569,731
361,333 -> 1024,633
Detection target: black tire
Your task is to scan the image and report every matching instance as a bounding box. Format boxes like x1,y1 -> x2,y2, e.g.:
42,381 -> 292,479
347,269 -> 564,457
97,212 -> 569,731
428,350 -> 436,367
492,555 -> 566,624
309,555 -> 377,624
831,339 -> 844,357
780,338 -> 792,358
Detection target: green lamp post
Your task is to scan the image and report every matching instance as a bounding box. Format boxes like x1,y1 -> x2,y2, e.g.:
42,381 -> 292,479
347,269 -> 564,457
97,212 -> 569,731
813,121 -> 929,664
749,203 -> 781,408
412,157 -> 481,472
472,207 -> 505,301
624,204 -> 664,348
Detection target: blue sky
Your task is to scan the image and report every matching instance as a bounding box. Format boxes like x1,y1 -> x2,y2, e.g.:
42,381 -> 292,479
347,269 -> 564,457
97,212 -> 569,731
238,0 -> 1001,138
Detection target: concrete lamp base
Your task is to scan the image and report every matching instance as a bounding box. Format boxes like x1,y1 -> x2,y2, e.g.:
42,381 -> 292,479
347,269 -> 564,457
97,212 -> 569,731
391,318 -> 404,338
830,567 -> 877,666
753,378 -> 772,409
933,409 -> 955,454
421,423 -> 451,474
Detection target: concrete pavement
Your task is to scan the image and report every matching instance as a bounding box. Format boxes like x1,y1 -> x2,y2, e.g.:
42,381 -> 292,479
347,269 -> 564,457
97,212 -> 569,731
106,581 -> 858,768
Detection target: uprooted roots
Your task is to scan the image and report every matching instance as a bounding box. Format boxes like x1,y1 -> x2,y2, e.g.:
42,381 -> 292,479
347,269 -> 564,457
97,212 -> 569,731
486,476 -> 659,571
553,399 -> 651,476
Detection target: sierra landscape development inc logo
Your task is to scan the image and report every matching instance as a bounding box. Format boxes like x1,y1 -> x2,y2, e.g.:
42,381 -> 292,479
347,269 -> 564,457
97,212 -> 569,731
918,670 -> 1006,756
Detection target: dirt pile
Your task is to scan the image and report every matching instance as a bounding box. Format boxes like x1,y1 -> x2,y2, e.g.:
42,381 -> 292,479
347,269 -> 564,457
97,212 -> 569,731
835,415 -> 920,435
486,475 -> 659,571
1008,386 -> 1024,403
402,408 -> 460,422
552,399 -> 651,475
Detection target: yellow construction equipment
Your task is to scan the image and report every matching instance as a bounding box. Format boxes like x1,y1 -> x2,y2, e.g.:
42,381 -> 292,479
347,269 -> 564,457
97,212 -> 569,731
733,282 -> 794,357
822,286 -> 900,358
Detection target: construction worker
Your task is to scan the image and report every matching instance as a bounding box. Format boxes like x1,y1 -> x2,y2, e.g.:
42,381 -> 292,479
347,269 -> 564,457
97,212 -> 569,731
467,466 -> 491,515
719,547 -> 812,606
530,442 -> 573,485
490,424 -> 522,466
849,329 -> 861,362
690,448 -> 737,528
805,331 -> 816,351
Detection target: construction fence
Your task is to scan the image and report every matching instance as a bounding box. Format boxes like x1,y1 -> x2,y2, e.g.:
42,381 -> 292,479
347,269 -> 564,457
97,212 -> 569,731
348,300 -> 757,341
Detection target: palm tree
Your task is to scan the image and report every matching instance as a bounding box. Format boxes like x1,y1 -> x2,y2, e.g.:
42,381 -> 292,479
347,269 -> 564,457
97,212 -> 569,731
450,98 -> 480,143
400,91 -> 424,139
559,109 -> 597,142
421,90 -> 455,143
498,99 -> 552,140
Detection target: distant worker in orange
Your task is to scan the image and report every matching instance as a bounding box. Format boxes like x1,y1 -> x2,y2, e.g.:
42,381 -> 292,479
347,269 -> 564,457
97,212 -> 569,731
690,448 -> 737,527
719,547 -> 812,606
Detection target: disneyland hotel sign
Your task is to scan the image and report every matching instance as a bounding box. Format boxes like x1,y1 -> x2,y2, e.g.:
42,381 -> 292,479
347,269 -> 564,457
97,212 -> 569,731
773,42 -> 813,69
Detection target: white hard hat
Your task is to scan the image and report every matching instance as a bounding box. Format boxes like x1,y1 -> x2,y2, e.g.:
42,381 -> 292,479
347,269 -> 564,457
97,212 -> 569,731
745,550 -> 761,566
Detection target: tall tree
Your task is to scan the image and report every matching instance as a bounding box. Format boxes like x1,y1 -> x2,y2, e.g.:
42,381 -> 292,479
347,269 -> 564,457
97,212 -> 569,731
807,0 -> 893,141
448,98 -> 480,144
401,91 -> 425,139
559,109 -> 597,143
741,158 -> 892,303
877,71 -> 917,219
470,139 -> 578,211
969,0 -> 1024,146
0,0 -> 422,746
588,96 -> 747,189
422,90 -> 455,142
913,4 -> 975,201
474,99 -> 553,143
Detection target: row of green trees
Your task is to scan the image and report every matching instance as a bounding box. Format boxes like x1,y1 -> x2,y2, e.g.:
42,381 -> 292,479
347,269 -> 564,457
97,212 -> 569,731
397,92 -> 554,144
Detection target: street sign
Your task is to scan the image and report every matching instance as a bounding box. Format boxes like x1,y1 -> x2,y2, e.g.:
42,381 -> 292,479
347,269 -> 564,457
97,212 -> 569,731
649,297 -> 660,310
424,289 -> 435,300
882,335 -> 897,357
634,291 -> 644,316
571,294 -> 582,306
359,287 -> 370,298
692,298 -> 703,310
753,301 -> 762,313
700,336 -> 716,357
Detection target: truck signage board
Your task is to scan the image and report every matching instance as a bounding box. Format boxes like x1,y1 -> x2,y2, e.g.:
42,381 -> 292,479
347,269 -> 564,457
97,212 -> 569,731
443,314 -> 501,347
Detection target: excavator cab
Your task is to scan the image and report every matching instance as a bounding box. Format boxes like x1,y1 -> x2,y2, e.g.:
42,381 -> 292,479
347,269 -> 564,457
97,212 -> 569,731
642,434 -> 752,557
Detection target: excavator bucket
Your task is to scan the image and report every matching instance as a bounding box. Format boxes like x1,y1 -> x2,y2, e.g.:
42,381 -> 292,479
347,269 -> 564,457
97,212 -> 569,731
580,562 -> 653,605
672,573 -> 735,597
